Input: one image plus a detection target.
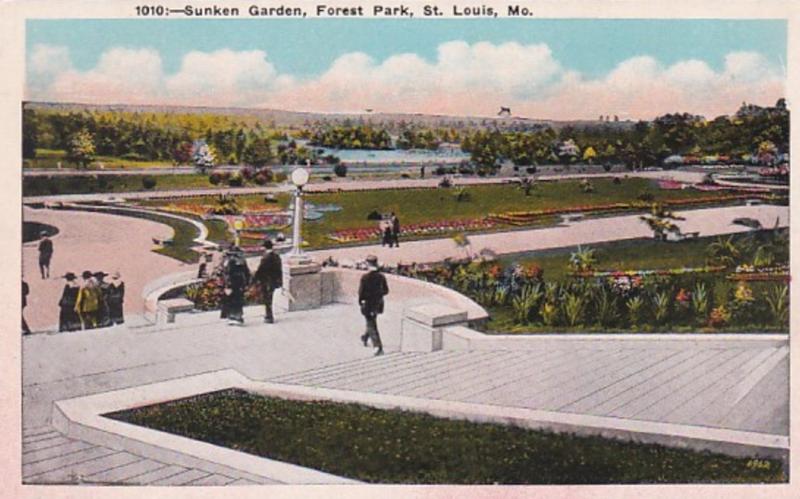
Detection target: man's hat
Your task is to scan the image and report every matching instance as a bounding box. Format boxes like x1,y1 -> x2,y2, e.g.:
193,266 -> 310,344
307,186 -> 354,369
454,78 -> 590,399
263,239 -> 273,249
366,255 -> 379,267
112,271 -> 121,279
81,270 -> 93,279
94,271 -> 108,279
63,272 -> 76,280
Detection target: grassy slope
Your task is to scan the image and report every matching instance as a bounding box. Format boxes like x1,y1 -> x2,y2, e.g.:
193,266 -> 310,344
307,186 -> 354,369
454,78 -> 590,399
108,389 -> 785,484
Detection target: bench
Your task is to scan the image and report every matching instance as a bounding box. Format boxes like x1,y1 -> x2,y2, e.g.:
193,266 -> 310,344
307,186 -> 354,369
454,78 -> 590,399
157,298 -> 195,323
666,231 -> 699,242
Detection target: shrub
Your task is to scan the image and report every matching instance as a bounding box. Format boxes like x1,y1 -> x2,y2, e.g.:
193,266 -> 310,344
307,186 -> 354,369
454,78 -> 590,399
626,296 -> 644,328
602,163 -> 613,172
322,175 -> 333,181
366,210 -> 382,221
452,187 -> 470,202
540,302 -> 559,327
637,190 -> 655,203
228,172 -> 244,187
691,283 -> 709,323
526,166 -> 537,174
434,166 -> 446,175
209,172 -> 223,185
240,166 -> 255,180
595,289 -> 620,328
334,163 -> 348,177
612,177 -> 622,185
512,284 -> 543,324
142,176 -> 157,190
765,284 -> 789,326
438,177 -> 453,188
652,291 -> 671,325
252,173 -> 269,186
401,173 -> 410,179
708,305 -> 731,328
562,293 -> 585,327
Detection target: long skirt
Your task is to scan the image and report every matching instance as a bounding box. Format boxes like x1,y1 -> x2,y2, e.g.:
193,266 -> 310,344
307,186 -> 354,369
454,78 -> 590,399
59,307 -> 81,332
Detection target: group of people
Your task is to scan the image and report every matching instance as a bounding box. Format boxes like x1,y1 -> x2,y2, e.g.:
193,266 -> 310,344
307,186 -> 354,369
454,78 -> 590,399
210,240 -> 389,356
214,240 -> 284,326
58,270 -> 125,332
380,212 -> 402,248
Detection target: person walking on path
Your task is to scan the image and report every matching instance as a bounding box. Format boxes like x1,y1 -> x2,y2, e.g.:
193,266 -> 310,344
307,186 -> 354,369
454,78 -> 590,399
94,272 -> 112,328
380,219 -> 392,247
390,212 -> 401,248
58,272 -> 81,332
358,255 -> 389,356
254,240 -> 283,324
75,270 -> 100,329
224,247 -> 251,325
22,280 -> 31,335
108,271 -> 125,325
38,232 -> 53,279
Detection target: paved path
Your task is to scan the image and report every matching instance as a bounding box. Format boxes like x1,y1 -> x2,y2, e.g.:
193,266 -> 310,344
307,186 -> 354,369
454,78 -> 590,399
21,300 -> 787,484
23,206 -> 190,331
309,204 -> 789,266
22,170 -> 708,204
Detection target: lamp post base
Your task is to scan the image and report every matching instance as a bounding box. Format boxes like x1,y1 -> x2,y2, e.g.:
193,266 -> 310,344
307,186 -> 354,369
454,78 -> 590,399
278,257 -> 323,311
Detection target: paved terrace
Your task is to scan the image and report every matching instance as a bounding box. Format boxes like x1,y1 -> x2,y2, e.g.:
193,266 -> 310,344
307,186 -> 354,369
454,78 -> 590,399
22,299 -> 788,484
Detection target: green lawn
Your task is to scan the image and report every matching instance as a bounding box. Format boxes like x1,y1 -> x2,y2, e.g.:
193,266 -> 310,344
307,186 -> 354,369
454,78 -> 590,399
23,174 -> 223,196
25,149 -> 170,169
501,235 -> 720,282
140,178 -> 737,248
107,389 -> 785,484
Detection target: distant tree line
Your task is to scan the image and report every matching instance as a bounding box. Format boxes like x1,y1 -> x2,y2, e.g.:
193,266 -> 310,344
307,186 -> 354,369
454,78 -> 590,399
461,100 -> 789,170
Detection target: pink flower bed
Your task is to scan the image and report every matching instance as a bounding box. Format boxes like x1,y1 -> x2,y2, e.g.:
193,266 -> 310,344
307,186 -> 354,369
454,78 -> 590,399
328,218 -> 497,243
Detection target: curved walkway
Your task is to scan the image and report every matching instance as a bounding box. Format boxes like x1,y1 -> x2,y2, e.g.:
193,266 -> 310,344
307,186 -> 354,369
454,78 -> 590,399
22,207 -> 189,331
308,204 -> 789,267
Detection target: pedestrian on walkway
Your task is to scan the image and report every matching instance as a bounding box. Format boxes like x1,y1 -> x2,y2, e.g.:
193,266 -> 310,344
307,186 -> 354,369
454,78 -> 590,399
390,212 -> 401,247
58,272 -> 81,332
75,270 -> 100,329
359,255 -> 389,356
108,271 -> 125,325
380,219 -> 392,247
224,247 -> 251,325
38,232 -> 53,279
94,272 -> 112,328
22,280 -> 31,335
254,240 -> 282,324
218,248 -> 232,319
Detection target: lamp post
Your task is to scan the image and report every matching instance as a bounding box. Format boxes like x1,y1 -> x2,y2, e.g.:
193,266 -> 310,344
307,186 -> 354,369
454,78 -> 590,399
289,167 -> 309,258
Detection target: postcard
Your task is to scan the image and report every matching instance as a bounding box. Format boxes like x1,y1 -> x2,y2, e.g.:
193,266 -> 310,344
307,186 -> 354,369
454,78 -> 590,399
2,0 -> 798,497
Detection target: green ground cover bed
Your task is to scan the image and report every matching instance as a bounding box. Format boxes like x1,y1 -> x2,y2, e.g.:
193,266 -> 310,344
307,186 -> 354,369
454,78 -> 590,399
106,389 -> 785,484
23,174 -> 222,196
138,178 -> 746,248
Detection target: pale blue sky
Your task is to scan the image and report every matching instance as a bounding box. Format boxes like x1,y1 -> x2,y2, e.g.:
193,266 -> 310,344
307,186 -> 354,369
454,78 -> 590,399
27,19 -> 786,78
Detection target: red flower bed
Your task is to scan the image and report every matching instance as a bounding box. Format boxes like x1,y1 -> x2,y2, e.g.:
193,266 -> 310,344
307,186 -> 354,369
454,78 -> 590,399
328,218 -> 497,243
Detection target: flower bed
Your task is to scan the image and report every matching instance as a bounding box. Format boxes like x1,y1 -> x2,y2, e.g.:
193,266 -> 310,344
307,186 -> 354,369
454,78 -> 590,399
489,193 -> 777,225
327,218 -> 497,243
728,264 -> 790,282
572,266 -> 726,278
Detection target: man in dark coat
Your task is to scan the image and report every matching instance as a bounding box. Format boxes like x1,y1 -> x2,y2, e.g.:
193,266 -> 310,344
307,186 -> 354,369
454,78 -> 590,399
225,247 -> 251,325
358,255 -> 389,356
253,240 -> 282,324
38,233 -> 53,279
390,212 -> 401,248
22,280 -> 31,335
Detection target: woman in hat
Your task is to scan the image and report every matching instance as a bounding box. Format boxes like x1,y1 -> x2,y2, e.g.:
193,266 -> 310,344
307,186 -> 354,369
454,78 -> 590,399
224,247 -> 251,325
108,271 -> 125,325
75,270 -> 100,329
58,272 -> 81,332
94,271 -> 112,328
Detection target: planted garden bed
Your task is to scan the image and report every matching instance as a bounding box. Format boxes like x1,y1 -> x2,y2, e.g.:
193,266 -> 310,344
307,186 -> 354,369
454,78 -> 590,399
106,389 -> 785,484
